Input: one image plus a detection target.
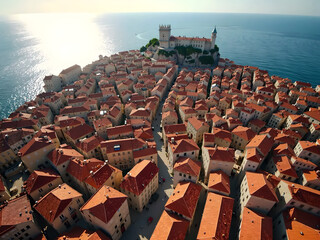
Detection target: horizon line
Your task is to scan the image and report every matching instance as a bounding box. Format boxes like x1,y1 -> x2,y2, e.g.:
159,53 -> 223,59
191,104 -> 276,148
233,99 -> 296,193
1,11 -> 320,18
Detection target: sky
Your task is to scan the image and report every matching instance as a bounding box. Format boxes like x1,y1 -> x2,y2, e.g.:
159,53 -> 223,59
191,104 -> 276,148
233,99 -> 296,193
0,0 -> 319,16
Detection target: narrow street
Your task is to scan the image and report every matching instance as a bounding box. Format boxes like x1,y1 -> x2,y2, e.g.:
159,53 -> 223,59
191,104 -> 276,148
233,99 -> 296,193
120,99 -> 174,240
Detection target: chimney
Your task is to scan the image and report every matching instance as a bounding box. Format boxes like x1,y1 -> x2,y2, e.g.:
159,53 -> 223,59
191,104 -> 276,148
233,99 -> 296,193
171,137 -> 175,143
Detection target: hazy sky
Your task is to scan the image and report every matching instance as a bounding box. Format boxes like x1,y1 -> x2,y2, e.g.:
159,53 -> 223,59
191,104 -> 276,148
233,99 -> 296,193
1,0 -> 319,16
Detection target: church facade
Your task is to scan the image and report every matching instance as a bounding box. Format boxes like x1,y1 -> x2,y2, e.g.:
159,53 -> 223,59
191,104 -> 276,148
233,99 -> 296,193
159,25 -> 217,51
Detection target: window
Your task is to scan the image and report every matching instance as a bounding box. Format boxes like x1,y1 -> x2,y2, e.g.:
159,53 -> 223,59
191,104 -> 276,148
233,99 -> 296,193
48,183 -> 53,187
26,225 -> 30,229
179,173 -> 182,176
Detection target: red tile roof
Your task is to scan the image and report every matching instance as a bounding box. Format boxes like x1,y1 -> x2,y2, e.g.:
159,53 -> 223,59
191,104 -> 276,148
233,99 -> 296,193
165,181 -> 201,219
284,180 -> 320,208
25,169 -> 61,194
0,195 -> 34,235
67,158 -> 104,181
170,139 -> 200,154
231,126 -> 256,141
208,170 -> 230,195
273,156 -> 298,178
197,192 -> 234,240
164,124 -> 187,135
34,183 -> 82,223
101,138 -> 146,154
106,124 -> 133,137
246,134 -> 274,157
65,124 -> 94,141
282,208 -> 320,240
173,157 -> 201,177
206,146 -> 235,163
150,210 -> 189,240
57,226 -> 111,240
120,160 -> 158,196
48,148 -> 84,166
85,164 -> 121,190
76,135 -> 103,153
80,186 -> 127,223
246,172 -> 278,202
239,207 -> 273,240
19,137 -> 54,157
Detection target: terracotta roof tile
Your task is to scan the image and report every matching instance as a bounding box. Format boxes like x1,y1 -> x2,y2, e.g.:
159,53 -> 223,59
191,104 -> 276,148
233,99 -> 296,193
0,195 -> 34,235
197,192 -> 234,240
34,183 -> 82,223
170,139 -> 200,154
165,181 -> 201,219
120,160 -> 158,196
67,158 -> 104,181
246,172 -> 278,202
57,226 -> 111,240
25,169 -> 61,194
150,211 -> 189,240
207,170 -> 230,195
80,186 -> 127,223
173,157 -> 201,177
239,207 -> 272,240
282,208 -> 320,240
48,148 -> 84,166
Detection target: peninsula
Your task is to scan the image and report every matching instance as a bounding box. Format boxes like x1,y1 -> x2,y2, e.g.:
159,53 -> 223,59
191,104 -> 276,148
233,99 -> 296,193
0,24 -> 319,240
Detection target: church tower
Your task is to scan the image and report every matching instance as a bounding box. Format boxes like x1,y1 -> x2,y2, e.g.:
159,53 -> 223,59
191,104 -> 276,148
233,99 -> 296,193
211,26 -> 217,49
159,25 -> 171,49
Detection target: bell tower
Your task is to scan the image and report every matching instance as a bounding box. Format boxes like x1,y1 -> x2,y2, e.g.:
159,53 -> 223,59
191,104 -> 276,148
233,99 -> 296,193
211,26 -> 217,49
159,24 -> 171,49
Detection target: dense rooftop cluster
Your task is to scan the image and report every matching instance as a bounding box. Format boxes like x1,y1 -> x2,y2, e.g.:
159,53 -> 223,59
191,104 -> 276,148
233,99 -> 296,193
0,47 -> 319,240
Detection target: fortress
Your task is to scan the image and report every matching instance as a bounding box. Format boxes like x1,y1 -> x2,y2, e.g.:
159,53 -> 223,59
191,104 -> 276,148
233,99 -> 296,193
159,24 -> 217,51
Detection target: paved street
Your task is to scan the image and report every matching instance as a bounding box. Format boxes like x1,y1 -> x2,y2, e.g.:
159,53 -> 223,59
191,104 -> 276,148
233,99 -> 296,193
121,99 -> 174,240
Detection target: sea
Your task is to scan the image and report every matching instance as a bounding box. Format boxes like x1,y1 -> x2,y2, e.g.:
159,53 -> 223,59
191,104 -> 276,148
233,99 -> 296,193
0,12 -> 319,119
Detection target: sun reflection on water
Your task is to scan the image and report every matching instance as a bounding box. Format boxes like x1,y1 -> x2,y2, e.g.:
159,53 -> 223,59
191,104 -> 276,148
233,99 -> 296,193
13,13 -> 111,74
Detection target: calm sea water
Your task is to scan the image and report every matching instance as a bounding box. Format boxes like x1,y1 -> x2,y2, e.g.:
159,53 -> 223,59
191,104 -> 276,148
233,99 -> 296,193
0,12 -> 319,119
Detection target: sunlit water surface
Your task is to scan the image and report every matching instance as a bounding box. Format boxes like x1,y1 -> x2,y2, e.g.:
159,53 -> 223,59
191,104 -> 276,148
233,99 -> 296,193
0,13 -> 319,118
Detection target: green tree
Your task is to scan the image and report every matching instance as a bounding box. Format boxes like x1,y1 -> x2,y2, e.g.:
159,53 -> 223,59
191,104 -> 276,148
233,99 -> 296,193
146,38 -> 160,48
140,46 -> 147,52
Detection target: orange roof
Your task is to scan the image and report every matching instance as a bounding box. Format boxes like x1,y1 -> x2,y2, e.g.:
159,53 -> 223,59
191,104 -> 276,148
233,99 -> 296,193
298,141 -> 320,155
211,128 -> 232,142
57,226 -> 111,240
0,195 -> 34,235
239,207 -> 272,240
34,183 -> 82,223
208,170 -> 230,195
245,172 -> 278,202
85,164 -> 121,190
285,181 -> 320,208
120,160 -> 158,196
232,126 -> 256,141
273,156 -> 298,178
101,138 -> 146,154
246,134 -> 274,157
150,211 -> 189,240
302,170 -> 320,183
19,137 -> 54,157
106,124 -> 133,137
207,146 -> 235,163
197,192 -> 234,240
282,208 -> 320,240
80,186 -> 127,223
25,169 -> 61,194
165,181 -> 201,219
170,138 -> 200,154
48,148 -> 84,166
134,127 -> 154,141
273,143 -> 295,157
173,157 -> 201,177
67,158 -> 104,181
164,124 -> 187,135
76,135 -> 103,153
65,124 -> 94,141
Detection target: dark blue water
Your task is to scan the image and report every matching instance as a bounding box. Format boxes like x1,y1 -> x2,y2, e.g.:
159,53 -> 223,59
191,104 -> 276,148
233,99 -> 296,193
0,13 -> 320,119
